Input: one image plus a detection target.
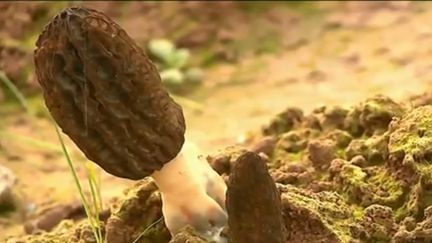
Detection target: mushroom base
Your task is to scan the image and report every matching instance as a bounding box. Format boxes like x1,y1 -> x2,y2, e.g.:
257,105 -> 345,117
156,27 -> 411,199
151,141 -> 227,242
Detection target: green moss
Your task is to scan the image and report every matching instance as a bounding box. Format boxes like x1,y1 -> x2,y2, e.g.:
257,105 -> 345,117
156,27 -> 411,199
346,134 -> 389,165
344,108 -> 363,137
395,165 -> 432,221
388,106 -> 432,158
368,168 -> 405,207
7,220 -> 96,243
263,108 -> 304,135
336,148 -> 346,159
352,206 -> 365,220
274,128 -> 318,151
345,95 -> 405,137
289,151 -> 305,161
272,150 -> 305,168
357,205 -> 397,242
281,185 -> 355,242
334,162 -> 404,208
337,163 -> 367,202
385,106 -> 432,221
343,164 -> 367,182
255,95 -> 432,241
102,179 -> 170,243
325,129 -> 353,148
395,183 -> 421,221
271,128 -> 320,168
321,106 -> 350,130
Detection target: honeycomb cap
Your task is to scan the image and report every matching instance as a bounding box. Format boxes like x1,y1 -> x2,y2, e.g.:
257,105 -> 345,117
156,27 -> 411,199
34,7 -> 186,180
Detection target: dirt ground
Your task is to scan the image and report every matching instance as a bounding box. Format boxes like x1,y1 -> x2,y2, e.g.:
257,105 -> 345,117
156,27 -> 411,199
2,1 -> 432,241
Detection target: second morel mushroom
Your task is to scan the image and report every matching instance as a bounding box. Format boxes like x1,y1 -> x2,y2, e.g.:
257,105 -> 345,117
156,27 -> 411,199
34,7 -> 227,241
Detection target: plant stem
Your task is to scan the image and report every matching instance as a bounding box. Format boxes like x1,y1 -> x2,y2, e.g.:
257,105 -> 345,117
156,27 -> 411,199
52,119 -> 102,243
132,217 -> 164,243
0,71 -> 28,112
87,162 -> 103,241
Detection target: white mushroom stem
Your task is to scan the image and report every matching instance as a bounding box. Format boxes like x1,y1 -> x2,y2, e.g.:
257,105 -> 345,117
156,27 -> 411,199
151,142 -> 205,198
150,141 -> 227,241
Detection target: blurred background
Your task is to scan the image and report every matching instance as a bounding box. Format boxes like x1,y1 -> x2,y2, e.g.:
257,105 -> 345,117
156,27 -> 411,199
1,1 -> 432,240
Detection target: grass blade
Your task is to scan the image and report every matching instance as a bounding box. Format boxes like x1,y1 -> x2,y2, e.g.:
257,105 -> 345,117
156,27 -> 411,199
0,131 -> 62,153
132,217 -> 163,243
86,162 -> 103,241
86,162 -> 103,209
0,71 -> 28,112
51,117 -> 102,243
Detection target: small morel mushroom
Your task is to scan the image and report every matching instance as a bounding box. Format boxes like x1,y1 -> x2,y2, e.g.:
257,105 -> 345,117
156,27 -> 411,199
226,151 -> 285,243
34,7 -> 227,240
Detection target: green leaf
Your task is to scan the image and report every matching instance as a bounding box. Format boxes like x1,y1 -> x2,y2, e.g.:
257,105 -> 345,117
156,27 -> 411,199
166,48 -> 191,69
160,69 -> 185,86
148,39 -> 175,63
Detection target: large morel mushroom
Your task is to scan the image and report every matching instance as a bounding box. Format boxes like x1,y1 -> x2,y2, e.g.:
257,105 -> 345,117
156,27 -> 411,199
34,7 -> 227,241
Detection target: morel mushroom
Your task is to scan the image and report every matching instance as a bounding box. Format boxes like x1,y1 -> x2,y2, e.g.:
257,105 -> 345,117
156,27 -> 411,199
34,7 -> 227,240
227,152 -> 285,243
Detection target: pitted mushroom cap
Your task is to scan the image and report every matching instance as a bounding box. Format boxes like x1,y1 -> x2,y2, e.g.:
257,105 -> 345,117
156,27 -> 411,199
34,7 -> 186,180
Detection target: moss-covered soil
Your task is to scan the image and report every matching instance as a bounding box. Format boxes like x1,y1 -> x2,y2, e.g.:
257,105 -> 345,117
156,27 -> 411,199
7,94 -> 432,243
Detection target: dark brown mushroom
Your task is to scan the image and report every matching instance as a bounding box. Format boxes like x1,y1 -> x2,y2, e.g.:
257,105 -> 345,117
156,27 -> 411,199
226,151 -> 285,243
34,7 -> 185,180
